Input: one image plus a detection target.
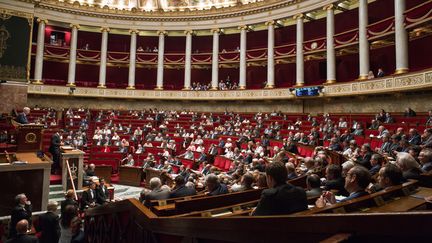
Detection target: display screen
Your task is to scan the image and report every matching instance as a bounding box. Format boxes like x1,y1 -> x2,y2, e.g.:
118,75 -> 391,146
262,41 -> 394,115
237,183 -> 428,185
295,87 -> 320,97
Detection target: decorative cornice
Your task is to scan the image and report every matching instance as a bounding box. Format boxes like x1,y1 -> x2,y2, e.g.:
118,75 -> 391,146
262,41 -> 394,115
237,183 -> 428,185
36,17 -> 48,24
293,13 -> 304,20
264,20 -> 275,26
157,30 -> 168,36
27,69 -> 432,101
129,29 -> 139,34
100,27 -> 110,32
69,23 -> 80,29
184,30 -> 194,35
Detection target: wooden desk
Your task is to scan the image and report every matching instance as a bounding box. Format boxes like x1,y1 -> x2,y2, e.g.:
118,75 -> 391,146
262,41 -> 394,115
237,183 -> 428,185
0,152 -> 51,216
119,166 -> 142,186
94,165 -> 113,183
366,187 -> 432,213
61,149 -> 84,191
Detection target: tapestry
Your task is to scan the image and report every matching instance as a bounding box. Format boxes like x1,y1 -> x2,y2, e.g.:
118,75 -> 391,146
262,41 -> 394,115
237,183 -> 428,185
0,9 -> 32,81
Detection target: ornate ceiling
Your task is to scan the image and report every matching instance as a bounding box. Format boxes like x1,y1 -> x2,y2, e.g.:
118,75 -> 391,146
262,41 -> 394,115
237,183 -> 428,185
69,0 -> 265,12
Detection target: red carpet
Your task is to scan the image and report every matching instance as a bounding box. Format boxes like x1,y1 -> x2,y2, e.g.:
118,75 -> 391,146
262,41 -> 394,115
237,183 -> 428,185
50,174 -> 62,185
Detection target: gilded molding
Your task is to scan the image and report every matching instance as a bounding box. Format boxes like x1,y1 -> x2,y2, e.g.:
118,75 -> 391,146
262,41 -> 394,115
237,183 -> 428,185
157,30 -> 168,36
69,23 -> 80,29
100,27 -> 110,32
27,70 -> 432,100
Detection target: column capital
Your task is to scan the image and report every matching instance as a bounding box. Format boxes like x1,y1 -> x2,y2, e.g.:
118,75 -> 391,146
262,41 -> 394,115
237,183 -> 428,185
129,29 -> 139,35
100,27 -> 110,33
238,25 -> 249,31
157,30 -> 168,36
37,18 -> 48,24
69,23 -> 80,29
264,20 -> 275,26
323,4 -> 335,11
184,30 -> 194,35
211,28 -> 221,34
293,14 -> 304,20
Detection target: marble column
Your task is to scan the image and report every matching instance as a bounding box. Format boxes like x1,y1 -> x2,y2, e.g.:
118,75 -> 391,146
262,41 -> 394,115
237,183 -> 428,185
98,27 -> 109,88
184,30 -> 193,90
211,29 -> 220,90
239,25 -> 248,89
34,18 -> 47,84
67,24 -> 79,87
127,29 -> 138,89
265,21 -> 275,88
294,14 -> 304,86
395,0 -> 409,74
156,30 -> 166,90
325,5 -> 336,83
358,0 -> 370,80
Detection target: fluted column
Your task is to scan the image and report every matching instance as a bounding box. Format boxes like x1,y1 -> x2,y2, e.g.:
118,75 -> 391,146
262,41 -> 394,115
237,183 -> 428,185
358,0 -> 370,80
238,25 -> 248,89
294,14 -> 304,86
67,24 -> 79,87
265,21 -> 275,88
325,5 -> 336,83
127,29 -> 138,89
395,0 -> 409,74
183,30 -> 193,90
211,28 -> 220,90
34,18 -> 48,84
156,30 -> 166,90
98,27 -> 109,88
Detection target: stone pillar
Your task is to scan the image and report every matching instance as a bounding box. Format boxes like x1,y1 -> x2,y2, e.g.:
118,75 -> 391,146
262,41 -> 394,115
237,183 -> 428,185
127,29 -> 138,89
34,18 -> 47,84
395,0 -> 409,74
211,28 -> 220,90
67,24 -> 79,87
325,5 -> 336,83
184,30 -> 193,90
156,30 -> 166,90
265,21 -> 275,88
294,14 -> 304,86
98,27 -> 109,88
239,25 -> 248,89
358,0 -> 370,80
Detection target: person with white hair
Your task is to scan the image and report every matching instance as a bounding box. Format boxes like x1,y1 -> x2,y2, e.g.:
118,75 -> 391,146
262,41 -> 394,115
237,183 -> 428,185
16,107 -> 30,124
9,193 -> 32,238
143,177 -> 170,207
395,152 -> 422,180
36,200 -> 60,243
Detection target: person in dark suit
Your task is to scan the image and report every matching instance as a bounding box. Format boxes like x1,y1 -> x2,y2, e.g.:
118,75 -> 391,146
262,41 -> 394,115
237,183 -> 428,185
16,107 -> 30,124
9,194 -> 32,239
96,178 -> 110,205
369,154 -> 382,176
170,175 -> 196,198
323,164 -> 348,196
35,201 -> 60,243
206,174 -> 229,196
408,128 -> 421,146
144,177 -> 170,207
305,174 -> 323,198
61,190 -> 78,215
81,182 -> 99,210
354,143 -> 373,169
316,166 -> 371,207
49,130 -> 63,173
6,219 -> 38,243
252,162 -> 307,216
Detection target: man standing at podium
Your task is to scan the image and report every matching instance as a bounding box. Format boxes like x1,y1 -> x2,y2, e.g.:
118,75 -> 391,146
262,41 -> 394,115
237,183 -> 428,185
49,130 -> 63,174
16,107 -> 30,124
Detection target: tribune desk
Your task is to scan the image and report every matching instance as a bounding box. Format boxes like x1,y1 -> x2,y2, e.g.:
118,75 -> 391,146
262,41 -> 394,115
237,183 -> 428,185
61,149 -> 84,192
0,152 -> 51,217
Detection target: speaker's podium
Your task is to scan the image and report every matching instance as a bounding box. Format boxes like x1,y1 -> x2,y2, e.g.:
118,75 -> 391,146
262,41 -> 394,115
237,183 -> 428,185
0,123 -> 51,217
61,147 -> 84,192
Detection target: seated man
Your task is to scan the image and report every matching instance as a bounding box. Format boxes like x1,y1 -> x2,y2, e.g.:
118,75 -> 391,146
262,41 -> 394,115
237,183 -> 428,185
396,152 -> 422,180
81,181 -> 99,210
316,166 -> 371,207
376,164 -> 405,190
144,177 -> 170,207
419,148 -> 432,172
16,107 -> 30,124
96,178 -> 110,205
305,174 -> 322,198
170,175 -> 197,198
6,219 -> 38,243
252,162 -> 308,216
206,174 -> 228,196
231,173 -> 255,192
